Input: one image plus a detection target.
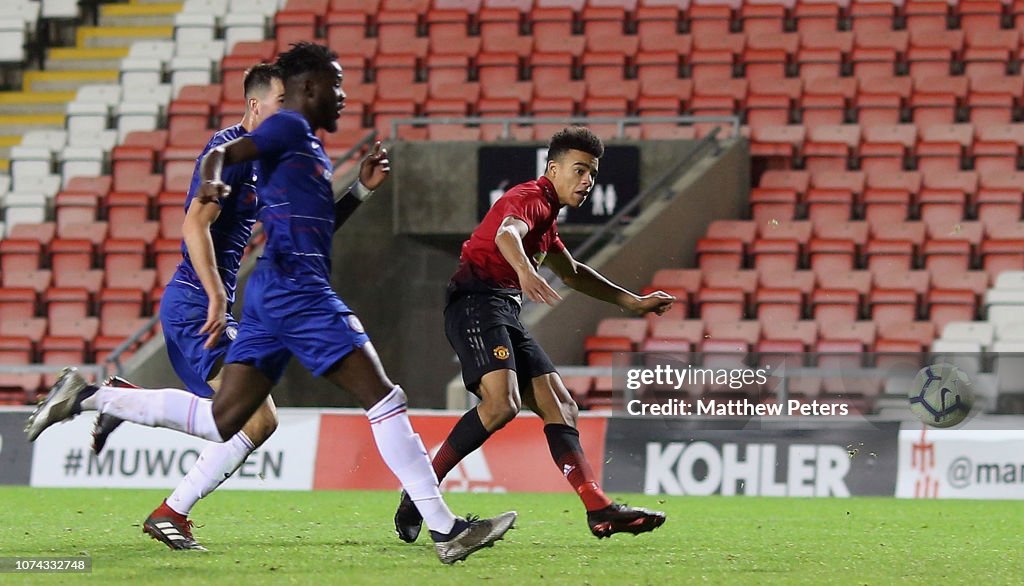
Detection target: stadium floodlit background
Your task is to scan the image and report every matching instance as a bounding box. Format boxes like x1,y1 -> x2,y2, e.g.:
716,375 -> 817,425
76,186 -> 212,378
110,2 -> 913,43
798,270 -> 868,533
0,0 -> 1023,582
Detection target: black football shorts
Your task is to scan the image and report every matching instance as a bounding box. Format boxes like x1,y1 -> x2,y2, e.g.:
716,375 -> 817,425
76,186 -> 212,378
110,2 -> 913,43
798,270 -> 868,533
444,292 -> 556,394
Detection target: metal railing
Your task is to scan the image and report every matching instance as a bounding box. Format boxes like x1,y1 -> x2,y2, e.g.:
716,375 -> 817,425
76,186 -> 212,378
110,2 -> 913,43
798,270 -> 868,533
571,126 -> 724,262
388,115 -> 742,141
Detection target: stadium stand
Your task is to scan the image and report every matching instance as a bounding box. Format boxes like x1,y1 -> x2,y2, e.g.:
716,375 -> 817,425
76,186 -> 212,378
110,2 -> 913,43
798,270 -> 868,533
1,0 -> 1024,415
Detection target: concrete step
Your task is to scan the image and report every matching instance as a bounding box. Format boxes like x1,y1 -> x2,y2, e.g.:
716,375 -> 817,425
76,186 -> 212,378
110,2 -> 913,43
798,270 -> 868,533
77,25 -> 174,48
23,69 -> 119,92
99,3 -> 183,28
46,47 -> 129,71
0,114 -> 66,135
0,91 -> 77,115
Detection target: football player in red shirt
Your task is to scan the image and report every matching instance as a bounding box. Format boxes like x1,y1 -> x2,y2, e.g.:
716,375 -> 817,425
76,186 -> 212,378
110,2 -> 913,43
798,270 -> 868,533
395,126 -> 675,542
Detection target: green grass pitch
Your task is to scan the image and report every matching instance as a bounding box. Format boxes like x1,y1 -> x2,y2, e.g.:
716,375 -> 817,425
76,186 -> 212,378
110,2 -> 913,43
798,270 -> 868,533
1,487 -> 1021,584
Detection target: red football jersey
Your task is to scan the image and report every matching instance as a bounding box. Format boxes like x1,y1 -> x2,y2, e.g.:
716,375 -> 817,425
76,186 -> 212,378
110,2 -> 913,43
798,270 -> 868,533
452,176 -> 566,291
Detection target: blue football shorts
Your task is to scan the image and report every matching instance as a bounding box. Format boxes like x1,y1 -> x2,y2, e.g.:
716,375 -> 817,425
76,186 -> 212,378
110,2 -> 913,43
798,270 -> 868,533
224,259 -> 370,383
159,283 -> 238,398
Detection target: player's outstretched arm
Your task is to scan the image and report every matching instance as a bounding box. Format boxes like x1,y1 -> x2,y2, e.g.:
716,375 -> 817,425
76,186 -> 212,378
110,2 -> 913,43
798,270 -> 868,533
495,216 -> 562,305
182,200 -> 227,349
196,137 -> 262,204
544,248 -> 675,317
333,141 -> 390,231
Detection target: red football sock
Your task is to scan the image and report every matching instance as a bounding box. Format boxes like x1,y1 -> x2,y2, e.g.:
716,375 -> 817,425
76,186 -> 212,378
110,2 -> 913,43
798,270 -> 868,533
544,423 -> 613,512
432,408 -> 491,482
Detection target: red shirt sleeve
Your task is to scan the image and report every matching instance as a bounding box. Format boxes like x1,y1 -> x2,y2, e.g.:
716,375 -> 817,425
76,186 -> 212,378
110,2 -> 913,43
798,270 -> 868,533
495,187 -> 547,231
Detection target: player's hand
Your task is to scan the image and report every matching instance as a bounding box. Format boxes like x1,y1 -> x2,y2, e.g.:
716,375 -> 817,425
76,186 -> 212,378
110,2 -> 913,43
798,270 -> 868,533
628,291 -> 675,317
359,141 -> 390,190
196,180 -> 231,205
199,296 -> 228,350
519,269 -> 562,306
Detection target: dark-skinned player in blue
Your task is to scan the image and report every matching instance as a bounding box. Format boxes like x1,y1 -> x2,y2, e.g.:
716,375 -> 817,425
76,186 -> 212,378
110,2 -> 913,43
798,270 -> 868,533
27,42 -> 515,565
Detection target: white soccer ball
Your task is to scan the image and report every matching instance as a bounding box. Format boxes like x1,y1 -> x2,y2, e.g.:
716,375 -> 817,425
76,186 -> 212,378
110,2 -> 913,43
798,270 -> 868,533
907,363 -> 974,428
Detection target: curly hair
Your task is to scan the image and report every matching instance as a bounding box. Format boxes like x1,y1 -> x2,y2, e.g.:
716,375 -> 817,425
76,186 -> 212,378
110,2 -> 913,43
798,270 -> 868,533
275,42 -> 338,83
546,126 -> 605,161
242,63 -> 281,98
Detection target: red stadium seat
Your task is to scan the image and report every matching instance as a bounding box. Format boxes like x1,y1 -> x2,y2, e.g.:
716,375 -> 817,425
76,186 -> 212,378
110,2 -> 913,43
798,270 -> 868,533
0,239 -> 42,273
531,6 -> 582,56
749,187 -> 798,223
928,289 -> 977,332
649,319 -> 703,346
102,239 -> 147,275
689,4 -> 732,37
754,288 -> 803,324
904,1 -> 948,34
426,8 -> 479,56
981,239 -> 1024,281
41,336 -> 89,367
596,318 -> 648,349
808,238 -> 857,277
794,1 -> 839,34
0,288 -> 37,322
850,1 -> 896,33
377,10 -> 428,57
818,270 -> 872,299
759,170 -> 810,197
811,288 -> 861,328
697,287 -> 746,324
44,287 -> 90,322
865,238 -> 915,274
49,239 -> 94,275
478,7 -> 532,57
53,270 -> 103,294
863,188 -> 911,229
374,54 -> 427,102
751,238 -> 800,274
696,238 -> 744,272
758,219 -> 811,244
584,336 -> 631,366
805,188 -> 853,226
650,268 -> 702,294
869,288 -> 918,324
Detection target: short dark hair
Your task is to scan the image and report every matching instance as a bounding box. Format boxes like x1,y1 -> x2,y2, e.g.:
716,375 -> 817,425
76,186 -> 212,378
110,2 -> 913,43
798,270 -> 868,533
546,126 -> 604,162
242,63 -> 281,99
275,42 -> 339,83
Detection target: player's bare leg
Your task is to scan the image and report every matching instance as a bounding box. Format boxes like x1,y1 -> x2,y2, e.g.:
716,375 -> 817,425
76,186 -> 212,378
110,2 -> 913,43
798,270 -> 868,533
395,368 -> 520,542
524,372 -> 665,538
325,342 -> 515,563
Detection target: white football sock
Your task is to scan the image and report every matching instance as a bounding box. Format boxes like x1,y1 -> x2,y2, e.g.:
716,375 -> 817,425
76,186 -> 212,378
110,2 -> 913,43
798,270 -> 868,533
367,386 -> 456,535
167,431 -> 255,517
81,386 -> 224,443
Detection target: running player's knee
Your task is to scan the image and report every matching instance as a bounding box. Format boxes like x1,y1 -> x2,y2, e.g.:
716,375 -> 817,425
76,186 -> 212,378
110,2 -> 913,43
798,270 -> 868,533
480,394 -> 519,427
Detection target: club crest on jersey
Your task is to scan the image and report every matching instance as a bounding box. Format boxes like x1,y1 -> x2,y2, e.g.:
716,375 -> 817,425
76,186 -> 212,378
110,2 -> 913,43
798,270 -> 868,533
225,325 -> 238,341
493,345 -> 510,360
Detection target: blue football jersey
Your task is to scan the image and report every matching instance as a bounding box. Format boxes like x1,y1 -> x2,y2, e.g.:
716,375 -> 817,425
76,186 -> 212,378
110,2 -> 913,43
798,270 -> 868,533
247,109 -> 336,282
171,124 -> 261,303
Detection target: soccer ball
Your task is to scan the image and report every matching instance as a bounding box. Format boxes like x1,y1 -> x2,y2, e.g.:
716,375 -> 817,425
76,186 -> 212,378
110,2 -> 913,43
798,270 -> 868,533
907,363 -> 974,428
